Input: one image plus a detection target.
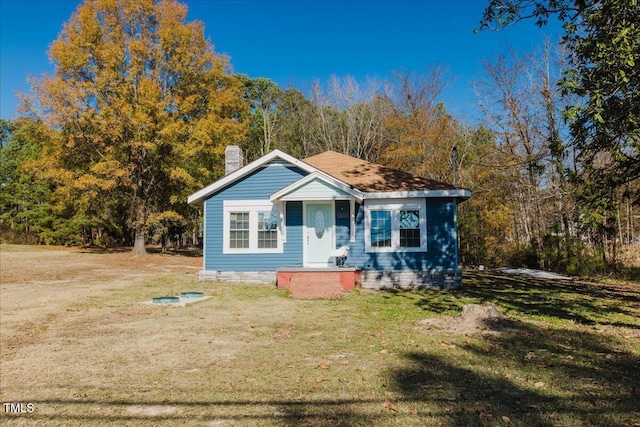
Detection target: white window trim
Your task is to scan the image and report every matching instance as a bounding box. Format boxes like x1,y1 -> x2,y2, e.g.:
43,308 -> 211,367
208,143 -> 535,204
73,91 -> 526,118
223,200 -> 283,254
364,198 -> 427,253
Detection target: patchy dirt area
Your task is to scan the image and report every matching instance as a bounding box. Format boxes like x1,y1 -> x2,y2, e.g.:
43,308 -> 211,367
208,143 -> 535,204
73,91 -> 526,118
419,303 -> 515,335
0,245 -> 202,286
0,245 -> 203,348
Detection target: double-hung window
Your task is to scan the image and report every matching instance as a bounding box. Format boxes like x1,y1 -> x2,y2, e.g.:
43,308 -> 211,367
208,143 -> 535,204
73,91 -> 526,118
223,200 -> 283,253
229,212 -> 250,249
370,210 -> 392,248
364,199 -> 427,252
257,211 -> 278,249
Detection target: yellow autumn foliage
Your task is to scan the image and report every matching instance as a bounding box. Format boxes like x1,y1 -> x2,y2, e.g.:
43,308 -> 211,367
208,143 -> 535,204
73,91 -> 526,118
28,0 -> 249,251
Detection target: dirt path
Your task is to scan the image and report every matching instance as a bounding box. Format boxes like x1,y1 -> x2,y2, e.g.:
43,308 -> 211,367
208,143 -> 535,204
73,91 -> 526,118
0,246 -> 202,349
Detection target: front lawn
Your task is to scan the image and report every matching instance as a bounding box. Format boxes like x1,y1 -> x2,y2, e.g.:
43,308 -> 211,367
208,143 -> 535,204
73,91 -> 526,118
1,246 -> 638,426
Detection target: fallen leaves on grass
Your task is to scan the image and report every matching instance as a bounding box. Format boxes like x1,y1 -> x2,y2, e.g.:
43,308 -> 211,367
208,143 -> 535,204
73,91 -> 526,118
381,399 -> 397,412
502,415 -> 514,426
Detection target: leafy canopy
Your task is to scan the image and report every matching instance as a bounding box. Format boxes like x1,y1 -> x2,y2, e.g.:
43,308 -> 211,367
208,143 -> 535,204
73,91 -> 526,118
479,0 -> 640,202
28,0 -> 248,253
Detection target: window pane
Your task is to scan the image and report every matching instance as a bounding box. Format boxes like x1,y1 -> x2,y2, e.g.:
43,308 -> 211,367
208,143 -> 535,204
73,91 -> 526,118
400,210 -> 420,247
229,212 -> 249,249
258,211 -> 278,249
370,210 -> 392,247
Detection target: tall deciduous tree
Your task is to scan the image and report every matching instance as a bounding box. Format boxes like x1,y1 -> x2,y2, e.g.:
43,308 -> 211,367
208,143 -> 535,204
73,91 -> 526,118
381,68 -> 454,180
237,75 -> 283,158
309,75 -> 393,161
27,0 -> 248,254
479,0 -> 640,202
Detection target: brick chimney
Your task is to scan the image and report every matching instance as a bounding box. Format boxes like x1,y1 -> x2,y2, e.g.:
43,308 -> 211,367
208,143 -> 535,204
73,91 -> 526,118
225,145 -> 244,175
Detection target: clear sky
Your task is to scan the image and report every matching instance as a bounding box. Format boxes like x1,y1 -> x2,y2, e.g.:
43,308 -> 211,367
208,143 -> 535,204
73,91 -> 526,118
0,0 -> 560,122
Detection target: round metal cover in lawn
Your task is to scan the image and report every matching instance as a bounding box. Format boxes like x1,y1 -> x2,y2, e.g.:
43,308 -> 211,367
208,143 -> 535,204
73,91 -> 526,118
180,291 -> 204,298
152,296 -> 180,304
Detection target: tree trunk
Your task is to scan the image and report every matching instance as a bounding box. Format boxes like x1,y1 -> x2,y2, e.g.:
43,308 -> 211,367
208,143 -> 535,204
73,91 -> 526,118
132,227 -> 147,255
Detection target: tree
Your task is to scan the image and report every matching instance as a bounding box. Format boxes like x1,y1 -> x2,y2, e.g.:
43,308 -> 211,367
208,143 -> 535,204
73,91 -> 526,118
275,87 -> 317,158
0,118 -> 55,244
237,75 -> 283,159
308,75 -> 393,161
26,0 -> 248,254
381,69 -> 455,180
479,0 -> 640,203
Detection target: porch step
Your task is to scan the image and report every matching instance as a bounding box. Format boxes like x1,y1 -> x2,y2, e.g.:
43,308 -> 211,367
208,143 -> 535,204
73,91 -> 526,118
276,268 -> 362,299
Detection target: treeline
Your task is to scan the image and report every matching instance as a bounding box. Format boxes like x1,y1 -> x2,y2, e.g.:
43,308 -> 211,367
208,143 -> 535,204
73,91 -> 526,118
1,0 -> 638,276
2,62 -> 637,274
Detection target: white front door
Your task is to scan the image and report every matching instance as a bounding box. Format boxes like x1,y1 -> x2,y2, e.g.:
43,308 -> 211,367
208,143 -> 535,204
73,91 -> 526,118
305,202 -> 334,267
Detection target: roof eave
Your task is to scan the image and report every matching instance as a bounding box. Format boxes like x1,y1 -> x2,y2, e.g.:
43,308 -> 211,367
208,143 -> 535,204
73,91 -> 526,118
364,189 -> 471,200
187,150 -> 319,205
270,171 -> 364,203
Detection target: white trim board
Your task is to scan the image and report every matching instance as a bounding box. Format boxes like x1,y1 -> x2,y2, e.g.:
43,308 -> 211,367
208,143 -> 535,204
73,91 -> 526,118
270,172 -> 364,203
364,189 -> 471,200
188,150 -> 319,205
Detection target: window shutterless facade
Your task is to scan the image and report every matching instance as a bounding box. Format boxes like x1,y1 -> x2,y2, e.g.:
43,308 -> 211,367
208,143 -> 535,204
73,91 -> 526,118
229,212 -> 250,249
223,200 -> 283,254
364,199 -> 427,252
257,211 -> 278,249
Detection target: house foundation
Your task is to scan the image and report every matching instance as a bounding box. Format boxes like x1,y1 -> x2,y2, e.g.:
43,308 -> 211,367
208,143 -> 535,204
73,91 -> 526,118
198,270 -> 276,284
361,269 -> 462,290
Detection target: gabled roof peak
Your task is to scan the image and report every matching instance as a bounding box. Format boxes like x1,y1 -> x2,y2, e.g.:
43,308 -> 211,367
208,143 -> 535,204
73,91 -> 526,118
188,149 -> 316,205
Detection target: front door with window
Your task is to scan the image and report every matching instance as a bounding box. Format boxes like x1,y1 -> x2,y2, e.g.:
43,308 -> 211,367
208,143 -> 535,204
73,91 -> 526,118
305,203 -> 334,267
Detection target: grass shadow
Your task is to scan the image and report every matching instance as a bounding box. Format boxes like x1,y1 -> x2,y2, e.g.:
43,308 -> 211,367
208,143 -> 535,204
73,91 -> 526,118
380,270 -> 640,329
390,321 -> 640,426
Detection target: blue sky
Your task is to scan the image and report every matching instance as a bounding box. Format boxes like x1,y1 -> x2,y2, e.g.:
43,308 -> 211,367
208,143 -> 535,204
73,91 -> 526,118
0,0 -> 560,122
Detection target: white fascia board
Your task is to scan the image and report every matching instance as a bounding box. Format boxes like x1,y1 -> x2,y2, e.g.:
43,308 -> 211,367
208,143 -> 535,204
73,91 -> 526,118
187,149 -> 319,205
269,171 -> 364,203
364,189 -> 471,200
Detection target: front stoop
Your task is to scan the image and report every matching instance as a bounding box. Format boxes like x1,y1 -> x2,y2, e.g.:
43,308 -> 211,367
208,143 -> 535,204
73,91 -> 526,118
276,267 -> 362,299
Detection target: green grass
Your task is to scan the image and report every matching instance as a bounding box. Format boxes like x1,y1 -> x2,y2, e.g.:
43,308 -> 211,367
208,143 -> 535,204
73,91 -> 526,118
1,267 -> 639,426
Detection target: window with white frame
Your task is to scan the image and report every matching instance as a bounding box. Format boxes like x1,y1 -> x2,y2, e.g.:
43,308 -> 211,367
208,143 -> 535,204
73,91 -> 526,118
364,199 -> 427,252
257,211 -> 278,248
370,210 -> 392,248
223,200 -> 283,253
229,212 -> 250,249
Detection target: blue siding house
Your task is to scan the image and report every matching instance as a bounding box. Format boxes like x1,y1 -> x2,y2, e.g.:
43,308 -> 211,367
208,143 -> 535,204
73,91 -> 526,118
188,149 -> 471,289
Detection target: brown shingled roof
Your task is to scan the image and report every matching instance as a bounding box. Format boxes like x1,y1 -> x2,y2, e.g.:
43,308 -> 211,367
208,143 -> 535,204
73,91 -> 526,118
303,150 -> 457,193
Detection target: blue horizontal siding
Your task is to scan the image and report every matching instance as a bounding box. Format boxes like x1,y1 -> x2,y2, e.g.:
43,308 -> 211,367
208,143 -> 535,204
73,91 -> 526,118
345,198 -> 458,271
203,161 -> 460,273
204,165 -> 306,271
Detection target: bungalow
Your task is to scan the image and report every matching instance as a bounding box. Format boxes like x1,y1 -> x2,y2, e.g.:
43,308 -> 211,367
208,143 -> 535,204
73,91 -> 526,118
187,148 -> 471,290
